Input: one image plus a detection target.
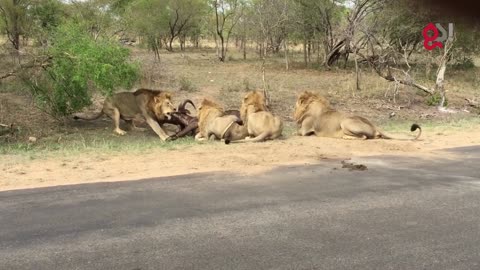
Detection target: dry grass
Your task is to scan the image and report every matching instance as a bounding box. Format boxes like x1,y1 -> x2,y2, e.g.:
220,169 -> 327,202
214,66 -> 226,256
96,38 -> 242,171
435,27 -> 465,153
1,45 -> 479,155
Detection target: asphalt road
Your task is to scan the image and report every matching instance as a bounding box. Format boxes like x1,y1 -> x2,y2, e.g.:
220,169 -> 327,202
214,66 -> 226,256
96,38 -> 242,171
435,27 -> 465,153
1,146 -> 480,270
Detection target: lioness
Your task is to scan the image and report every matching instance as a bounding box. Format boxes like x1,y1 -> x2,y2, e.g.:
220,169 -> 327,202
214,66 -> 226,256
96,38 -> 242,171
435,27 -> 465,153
294,91 -> 421,140
238,91 -> 283,142
195,99 -> 247,142
73,88 -> 176,141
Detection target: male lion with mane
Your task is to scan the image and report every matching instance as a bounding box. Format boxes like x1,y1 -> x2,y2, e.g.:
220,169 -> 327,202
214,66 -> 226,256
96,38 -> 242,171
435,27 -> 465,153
294,91 -> 421,140
73,88 -> 176,141
237,91 -> 283,142
195,99 -> 247,142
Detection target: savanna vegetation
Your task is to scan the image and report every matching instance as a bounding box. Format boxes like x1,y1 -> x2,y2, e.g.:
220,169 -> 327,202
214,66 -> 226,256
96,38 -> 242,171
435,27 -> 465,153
0,0 -> 479,154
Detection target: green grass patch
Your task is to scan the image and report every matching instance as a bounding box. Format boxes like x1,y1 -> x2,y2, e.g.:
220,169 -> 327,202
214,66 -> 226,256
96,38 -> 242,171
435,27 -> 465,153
0,130 -> 200,158
1,117 -> 479,158
380,116 -> 480,133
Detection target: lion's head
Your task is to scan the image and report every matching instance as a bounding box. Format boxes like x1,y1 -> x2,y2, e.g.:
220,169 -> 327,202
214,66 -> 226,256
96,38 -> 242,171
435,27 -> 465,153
240,91 -> 268,121
152,91 -> 176,120
198,99 -> 224,136
294,91 -> 331,124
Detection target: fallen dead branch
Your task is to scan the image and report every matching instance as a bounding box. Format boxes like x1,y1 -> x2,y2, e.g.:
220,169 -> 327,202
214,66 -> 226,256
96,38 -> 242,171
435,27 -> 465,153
465,98 -> 479,108
0,123 -> 17,137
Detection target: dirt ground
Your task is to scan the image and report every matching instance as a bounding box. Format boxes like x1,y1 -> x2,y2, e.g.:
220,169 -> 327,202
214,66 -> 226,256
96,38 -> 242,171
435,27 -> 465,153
1,48 -> 479,191
2,126 -> 480,191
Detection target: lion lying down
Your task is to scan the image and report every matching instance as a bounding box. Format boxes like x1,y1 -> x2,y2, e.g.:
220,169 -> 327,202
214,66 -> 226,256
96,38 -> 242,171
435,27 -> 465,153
294,91 -> 421,140
195,99 -> 248,143
233,90 -> 284,143
73,88 -> 176,141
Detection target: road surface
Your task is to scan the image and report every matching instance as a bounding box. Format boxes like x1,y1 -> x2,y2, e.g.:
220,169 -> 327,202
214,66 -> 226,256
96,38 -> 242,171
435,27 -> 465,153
1,146 -> 480,270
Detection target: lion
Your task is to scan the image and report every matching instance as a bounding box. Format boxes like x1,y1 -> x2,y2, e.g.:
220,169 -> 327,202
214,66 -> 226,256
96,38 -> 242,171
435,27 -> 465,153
73,88 -> 176,141
294,91 -> 421,140
195,99 -> 247,143
237,91 -> 283,142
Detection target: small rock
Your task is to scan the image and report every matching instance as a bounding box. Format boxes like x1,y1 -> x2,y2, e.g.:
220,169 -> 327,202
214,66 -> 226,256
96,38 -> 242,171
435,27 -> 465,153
28,136 -> 37,143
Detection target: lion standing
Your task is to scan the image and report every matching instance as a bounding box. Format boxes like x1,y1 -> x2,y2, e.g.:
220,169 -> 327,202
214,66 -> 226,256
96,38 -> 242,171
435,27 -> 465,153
294,91 -> 421,140
239,91 -> 283,142
73,88 -> 176,141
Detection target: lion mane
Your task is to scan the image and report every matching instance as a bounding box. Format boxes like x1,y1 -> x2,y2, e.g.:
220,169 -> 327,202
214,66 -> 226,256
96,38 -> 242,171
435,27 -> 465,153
73,88 -> 175,141
237,90 -> 283,142
240,90 -> 268,123
197,99 -> 225,137
293,91 -> 331,124
294,90 -> 421,140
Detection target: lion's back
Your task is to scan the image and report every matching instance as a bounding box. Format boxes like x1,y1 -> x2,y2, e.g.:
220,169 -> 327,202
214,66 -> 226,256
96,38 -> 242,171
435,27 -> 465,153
107,91 -> 143,118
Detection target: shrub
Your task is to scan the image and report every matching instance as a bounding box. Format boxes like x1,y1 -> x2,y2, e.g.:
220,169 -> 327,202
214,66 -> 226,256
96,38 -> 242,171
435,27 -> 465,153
426,92 -> 448,107
178,76 -> 198,92
26,22 -> 139,117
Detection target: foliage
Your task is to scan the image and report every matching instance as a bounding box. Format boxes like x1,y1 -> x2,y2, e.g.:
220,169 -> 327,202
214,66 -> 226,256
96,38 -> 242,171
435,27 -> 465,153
27,22 -> 138,117
178,76 -> 198,92
426,92 -> 448,107
211,0 -> 245,61
0,0 -> 31,49
29,0 -> 64,44
125,0 -> 208,54
63,0 -> 118,39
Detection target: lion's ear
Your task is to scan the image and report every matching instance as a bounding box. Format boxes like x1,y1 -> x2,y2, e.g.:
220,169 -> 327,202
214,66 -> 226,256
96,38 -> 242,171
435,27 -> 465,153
164,92 -> 172,99
154,96 -> 161,103
299,93 -> 310,103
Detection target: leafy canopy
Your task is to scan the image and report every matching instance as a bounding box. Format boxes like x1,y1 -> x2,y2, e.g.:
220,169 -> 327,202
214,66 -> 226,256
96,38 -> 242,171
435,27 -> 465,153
30,22 -> 139,116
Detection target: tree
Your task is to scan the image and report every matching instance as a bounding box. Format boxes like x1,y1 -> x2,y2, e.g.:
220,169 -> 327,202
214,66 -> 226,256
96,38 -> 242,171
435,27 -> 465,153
64,0 -> 117,40
212,0 -> 244,62
294,0 -> 347,66
0,0 -> 30,50
125,0 -> 168,58
29,0 -> 64,46
352,0 -> 458,108
325,0 -> 382,68
125,0 -> 207,57
163,0 -> 207,51
23,22 -> 139,117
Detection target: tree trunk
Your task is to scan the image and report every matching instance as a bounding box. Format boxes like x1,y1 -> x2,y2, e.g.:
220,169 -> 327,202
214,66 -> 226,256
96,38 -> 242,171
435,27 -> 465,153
284,38 -> 289,71
179,35 -> 185,51
261,57 -> 270,107
168,36 -> 174,52
354,50 -> 360,91
219,35 -> 225,62
307,40 -> 312,64
303,38 -> 307,67
243,36 -> 247,60
436,56 -> 448,108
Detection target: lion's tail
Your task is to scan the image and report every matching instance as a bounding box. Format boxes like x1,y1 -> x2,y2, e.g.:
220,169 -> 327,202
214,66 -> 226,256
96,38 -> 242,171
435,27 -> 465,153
223,119 -> 244,145
73,111 -> 104,121
377,123 -> 422,141
411,124 -> 422,140
245,132 -> 270,142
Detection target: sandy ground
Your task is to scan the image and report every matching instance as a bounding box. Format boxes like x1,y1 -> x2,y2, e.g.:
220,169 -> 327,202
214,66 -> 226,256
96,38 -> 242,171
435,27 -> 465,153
2,128 -> 480,192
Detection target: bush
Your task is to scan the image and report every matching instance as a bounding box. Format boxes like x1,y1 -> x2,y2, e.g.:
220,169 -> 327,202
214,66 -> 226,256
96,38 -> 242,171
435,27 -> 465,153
27,22 -> 139,117
426,92 -> 448,107
242,78 -> 253,91
178,76 -> 198,92
451,57 -> 476,70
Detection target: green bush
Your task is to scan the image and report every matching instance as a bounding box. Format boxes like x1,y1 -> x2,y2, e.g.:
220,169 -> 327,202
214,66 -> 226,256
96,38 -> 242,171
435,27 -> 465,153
426,92 -> 448,107
27,22 -> 139,117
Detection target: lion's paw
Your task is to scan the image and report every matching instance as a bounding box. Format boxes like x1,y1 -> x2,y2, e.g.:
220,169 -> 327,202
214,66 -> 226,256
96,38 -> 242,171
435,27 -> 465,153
115,129 -> 127,135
